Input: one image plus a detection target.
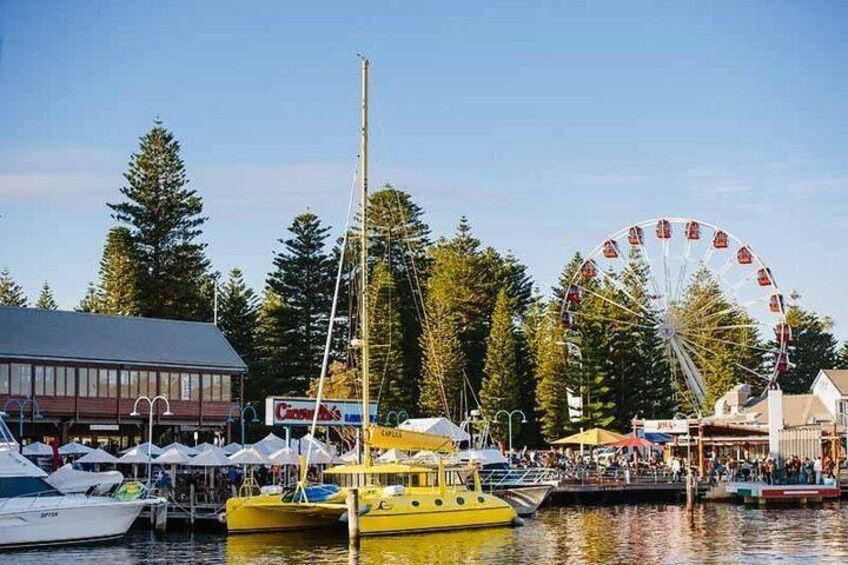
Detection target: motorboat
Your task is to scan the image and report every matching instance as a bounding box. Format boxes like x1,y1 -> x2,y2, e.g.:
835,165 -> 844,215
0,417 -> 164,548
458,448 -> 558,516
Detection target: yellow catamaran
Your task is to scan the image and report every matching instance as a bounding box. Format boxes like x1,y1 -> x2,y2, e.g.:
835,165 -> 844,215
225,56 -> 519,536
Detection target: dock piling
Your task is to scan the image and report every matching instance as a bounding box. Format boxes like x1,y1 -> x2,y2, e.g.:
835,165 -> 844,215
347,488 -> 360,543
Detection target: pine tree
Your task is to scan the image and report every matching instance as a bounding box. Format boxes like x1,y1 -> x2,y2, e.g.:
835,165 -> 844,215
0,269 -> 27,307
534,302 -> 572,442
218,268 -> 259,370
480,289 -> 521,442
419,299 -> 466,421
838,342 -> 848,368
35,282 -> 58,310
77,282 -> 105,313
96,226 -> 141,315
266,212 -> 335,394
776,301 -> 838,393
368,261 -> 413,417
253,290 -> 294,399
108,121 -> 210,320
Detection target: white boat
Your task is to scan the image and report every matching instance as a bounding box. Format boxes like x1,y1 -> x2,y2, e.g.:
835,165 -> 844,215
0,418 -> 164,548
46,463 -> 124,495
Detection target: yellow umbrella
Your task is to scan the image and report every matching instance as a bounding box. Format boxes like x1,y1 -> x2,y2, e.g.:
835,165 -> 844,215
551,428 -> 627,446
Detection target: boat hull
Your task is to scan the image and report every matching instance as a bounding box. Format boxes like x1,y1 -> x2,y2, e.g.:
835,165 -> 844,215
491,484 -> 554,516
225,494 -> 347,534
0,496 -> 149,549
356,491 -> 518,536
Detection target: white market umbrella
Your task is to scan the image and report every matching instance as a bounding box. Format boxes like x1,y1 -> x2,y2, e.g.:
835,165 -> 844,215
76,448 -> 119,465
254,432 -> 287,452
222,442 -> 243,455
117,447 -> 153,464
189,448 -> 231,467
299,433 -> 333,455
23,441 -> 54,457
228,447 -> 270,466
122,442 -> 162,457
162,442 -> 197,457
194,442 -> 218,453
59,442 -> 94,456
412,450 -> 439,464
268,447 -> 300,466
154,447 -> 193,465
333,449 -> 360,465
307,448 -> 334,465
375,448 -> 406,463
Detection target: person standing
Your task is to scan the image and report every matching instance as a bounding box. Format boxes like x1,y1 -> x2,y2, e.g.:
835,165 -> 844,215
814,456 -> 823,485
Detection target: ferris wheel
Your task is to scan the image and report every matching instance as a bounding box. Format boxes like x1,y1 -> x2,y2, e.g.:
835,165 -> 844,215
560,217 -> 791,409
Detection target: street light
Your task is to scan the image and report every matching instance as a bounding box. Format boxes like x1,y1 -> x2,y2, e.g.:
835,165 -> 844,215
2,397 -> 44,440
675,411 -> 699,507
130,395 -> 174,484
227,403 -> 259,446
384,410 -> 409,427
494,409 -> 527,461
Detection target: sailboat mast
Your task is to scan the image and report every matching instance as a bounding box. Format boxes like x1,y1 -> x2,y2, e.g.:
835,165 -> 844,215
359,55 -> 371,465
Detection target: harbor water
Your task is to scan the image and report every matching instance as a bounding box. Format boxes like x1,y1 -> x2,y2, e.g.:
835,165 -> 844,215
7,502 -> 848,564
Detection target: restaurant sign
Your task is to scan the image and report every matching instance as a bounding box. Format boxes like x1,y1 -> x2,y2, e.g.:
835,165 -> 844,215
265,397 -> 379,427
643,419 -> 689,434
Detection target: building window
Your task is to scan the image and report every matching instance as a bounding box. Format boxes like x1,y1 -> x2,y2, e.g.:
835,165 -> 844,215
107,369 -> 118,398
164,372 -> 178,401
180,373 -> 191,401
211,374 -> 221,401
44,366 -> 55,396
34,366 -> 45,396
66,367 -> 76,396
79,368 -> 88,398
0,364 -> 8,394
88,368 -> 99,397
56,367 -> 66,396
201,374 -> 212,401
10,364 -> 32,396
190,374 -> 200,401
221,375 -> 232,402
140,371 -> 151,398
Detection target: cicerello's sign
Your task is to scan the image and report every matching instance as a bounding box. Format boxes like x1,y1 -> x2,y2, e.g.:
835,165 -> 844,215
264,397 -> 379,427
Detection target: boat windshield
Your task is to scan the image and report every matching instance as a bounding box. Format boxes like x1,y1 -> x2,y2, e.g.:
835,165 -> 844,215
0,476 -> 61,499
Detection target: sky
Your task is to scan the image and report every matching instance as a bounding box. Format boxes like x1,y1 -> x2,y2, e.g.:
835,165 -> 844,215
1,1 -> 846,337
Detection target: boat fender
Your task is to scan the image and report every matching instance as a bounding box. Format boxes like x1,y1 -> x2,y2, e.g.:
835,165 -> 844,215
340,504 -> 371,523
512,516 -> 525,527
218,513 -> 227,524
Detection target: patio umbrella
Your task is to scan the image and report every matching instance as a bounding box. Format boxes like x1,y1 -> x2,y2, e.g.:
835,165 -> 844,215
117,447 -> 153,464
333,449 -> 360,464
609,437 -> 656,448
189,447 -> 231,467
23,441 -> 54,457
122,442 -> 163,457
267,447 -> 300,466
375,448 -> 406,463
76,448 -> 119,465
161,442 -> 198,457
551,428 -> 626,446
194,442 -> 218,453
155,447 -> 193,465
59,442 -> 94,456
228,447 -> 270,466
222,442 -> 243,455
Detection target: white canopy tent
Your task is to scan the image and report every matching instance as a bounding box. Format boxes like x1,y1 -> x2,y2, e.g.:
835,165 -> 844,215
58,442 -> 94,456
267,447 -> 300,466
194,442 -> 218,453
161,442 -> 197,457
457,448 -> 507,465
76,448 -> 119,465
398,418 -> 470,443
222,442 -> 243,455
333,449 -> 360,464
375,448 -> 406,463
117,447 -> 153,464
22,441 -> 54,457
154,448 -> 194,465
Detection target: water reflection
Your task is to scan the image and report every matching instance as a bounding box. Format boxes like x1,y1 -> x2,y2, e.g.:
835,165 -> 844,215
7,503 -> 848,564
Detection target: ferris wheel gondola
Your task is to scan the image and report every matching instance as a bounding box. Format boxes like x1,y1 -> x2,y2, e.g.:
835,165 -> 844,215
560,217 -> 790,410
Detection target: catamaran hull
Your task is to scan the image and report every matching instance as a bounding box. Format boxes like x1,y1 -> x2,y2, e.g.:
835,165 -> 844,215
0,498 -> 148,549
224,497 -> 346,534
491,484 -> 554,516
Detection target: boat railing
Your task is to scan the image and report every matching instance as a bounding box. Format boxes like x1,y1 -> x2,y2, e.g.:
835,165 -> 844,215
477,467 -> 560,488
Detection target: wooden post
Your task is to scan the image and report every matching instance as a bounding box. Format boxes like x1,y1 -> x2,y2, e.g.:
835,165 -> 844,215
697,424 -> 705,479
347,488 -> 360,543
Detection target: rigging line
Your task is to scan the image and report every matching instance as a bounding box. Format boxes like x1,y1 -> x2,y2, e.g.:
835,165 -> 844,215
678,335 -> 768,382
391,188 -> 428,322
307,168 -> 358,470
571,283 -> 650,320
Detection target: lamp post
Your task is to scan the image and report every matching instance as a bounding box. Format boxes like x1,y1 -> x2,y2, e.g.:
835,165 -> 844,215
675,411 -> 697,507
2,397 -> 44,439
130,395 -> 174,484
494,409 -> 527,461
227,403 -> 259,446
384,410 -> 409,427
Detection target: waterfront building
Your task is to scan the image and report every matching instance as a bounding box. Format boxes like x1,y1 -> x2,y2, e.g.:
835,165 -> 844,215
0,306 -> 247,447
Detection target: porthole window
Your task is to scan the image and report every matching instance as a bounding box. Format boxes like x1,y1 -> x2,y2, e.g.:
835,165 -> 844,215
477,496 -> 485,503
435,499 -> 443,506
456,497 -> 465,505
411,500 -> 420,507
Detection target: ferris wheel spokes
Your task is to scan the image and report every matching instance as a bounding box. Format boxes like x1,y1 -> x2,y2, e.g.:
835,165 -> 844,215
678,335 -> 771,383
667,335 -> 706,406
588,261 -> 661,320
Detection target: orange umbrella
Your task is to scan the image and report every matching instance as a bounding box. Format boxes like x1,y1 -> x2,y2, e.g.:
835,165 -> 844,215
609,437 -> 655,448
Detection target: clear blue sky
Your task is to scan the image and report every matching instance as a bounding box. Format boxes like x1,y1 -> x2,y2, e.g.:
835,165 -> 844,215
1,1 -> 846,337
